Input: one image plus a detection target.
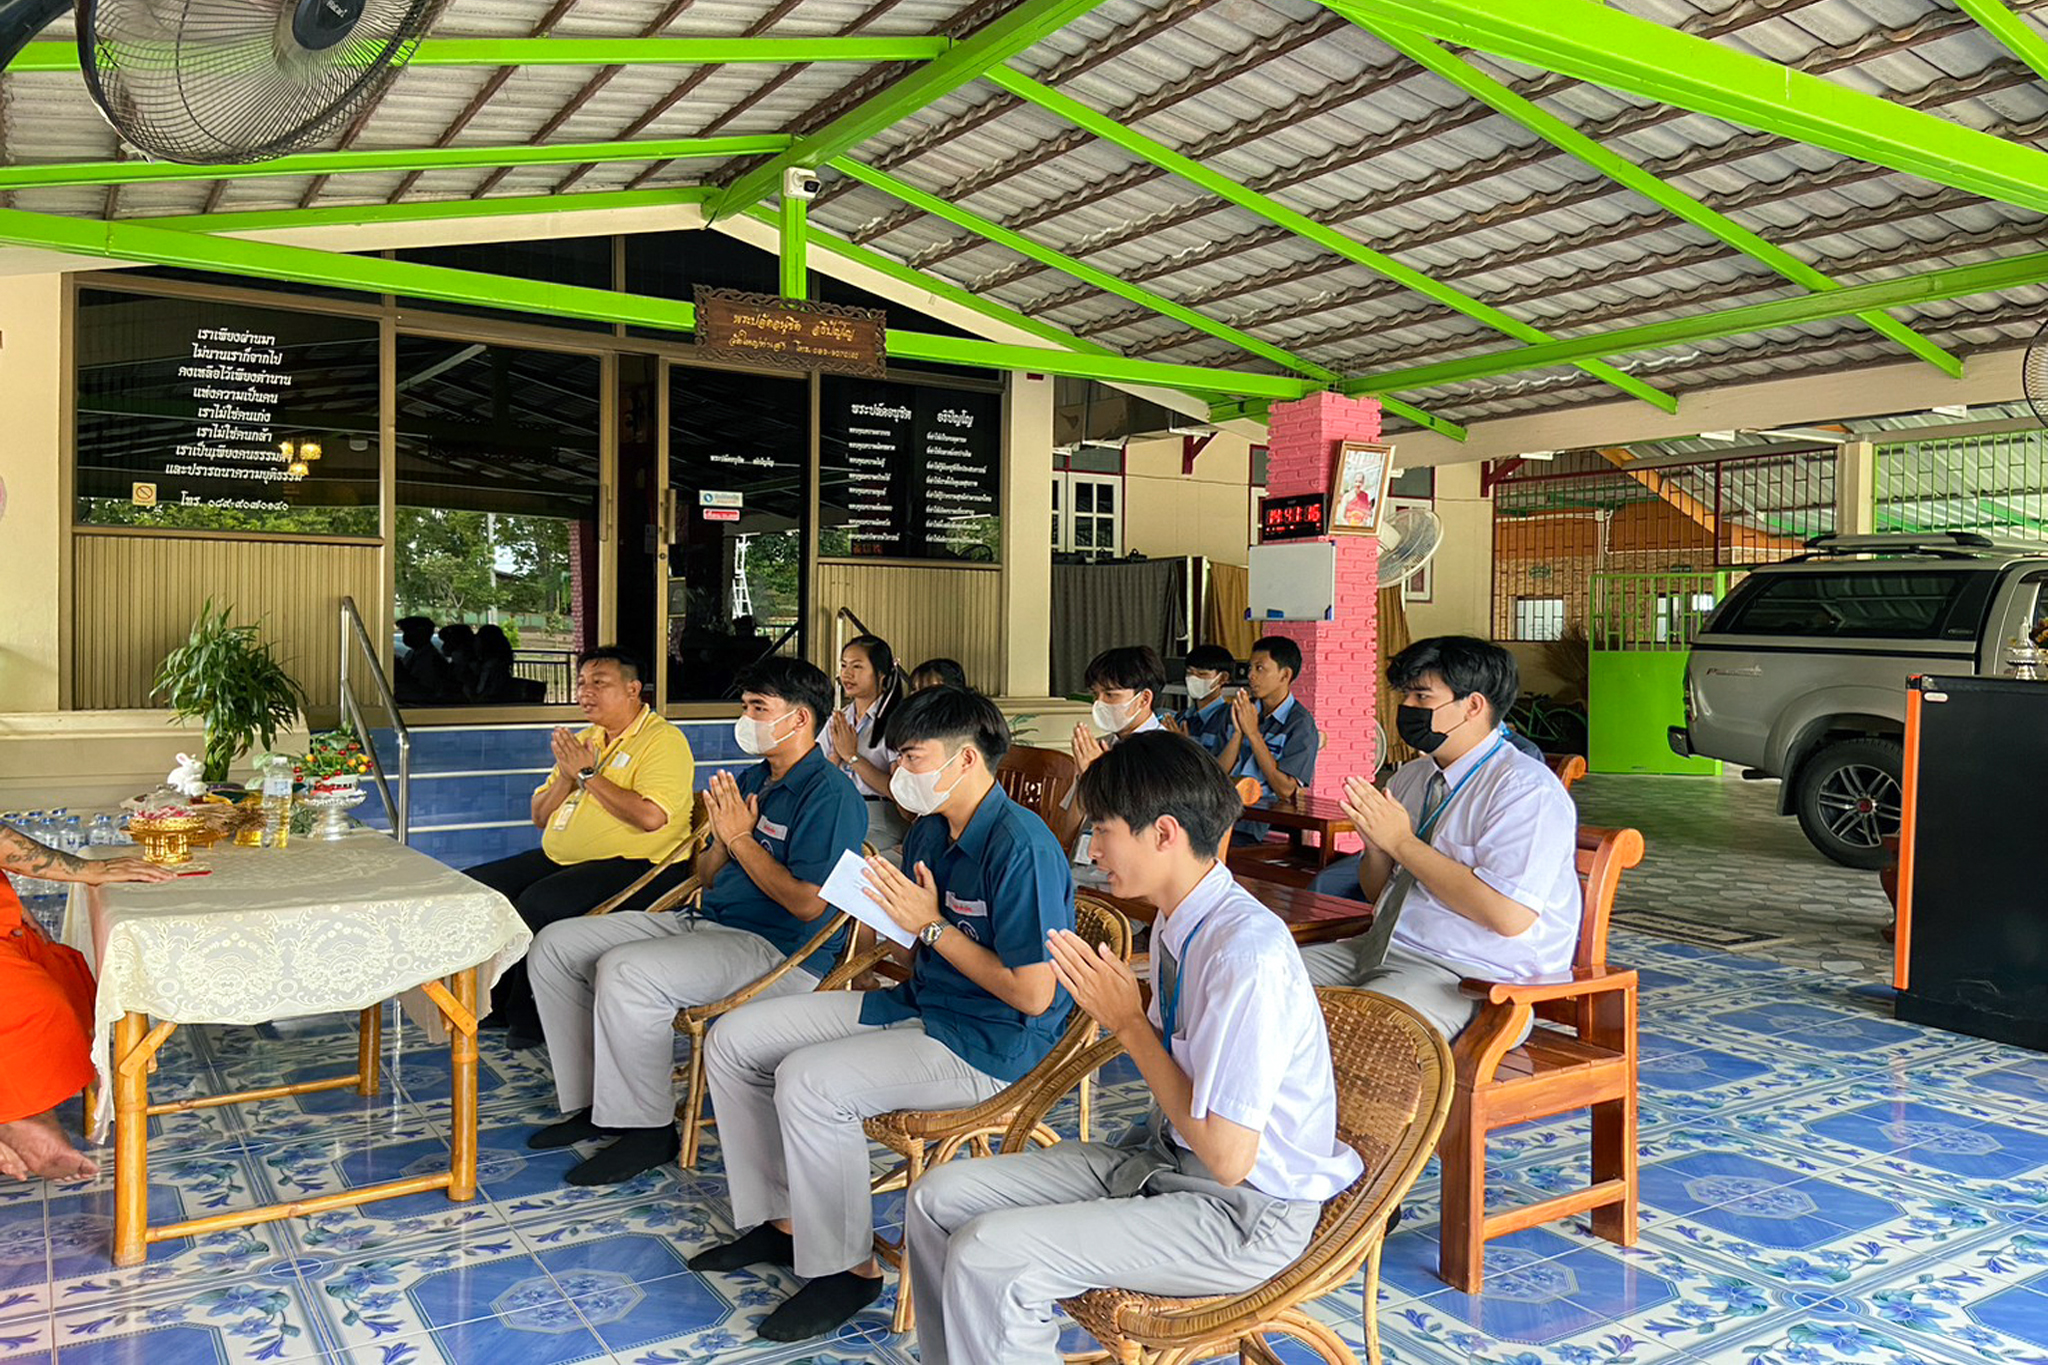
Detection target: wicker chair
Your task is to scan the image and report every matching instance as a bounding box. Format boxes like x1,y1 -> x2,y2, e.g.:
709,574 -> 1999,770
1000,990 -> 1451,1365
586,794 -> 713,917
864,893 -> 1134,1334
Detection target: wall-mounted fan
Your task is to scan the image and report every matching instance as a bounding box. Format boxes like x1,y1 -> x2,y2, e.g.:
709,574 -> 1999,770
1377,502 -> 1444,588
0,0 -> 443,165
2025,319 -> 2048,428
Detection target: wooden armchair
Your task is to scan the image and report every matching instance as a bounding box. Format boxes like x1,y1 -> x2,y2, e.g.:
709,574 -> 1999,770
996,744 -> 1087,858
588,794 -> 713,917
1544,753 -> 1588,792
1438,824 -> 1645,1292
865,893 -> 1133,1334
1022,990 -> 1452,1365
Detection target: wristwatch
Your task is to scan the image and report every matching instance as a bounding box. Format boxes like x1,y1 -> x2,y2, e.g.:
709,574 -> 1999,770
575,765 -> 597,789
917,920 -> 948,949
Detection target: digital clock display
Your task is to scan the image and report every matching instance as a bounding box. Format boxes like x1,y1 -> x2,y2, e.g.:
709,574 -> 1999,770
1259,493 -> 1328,542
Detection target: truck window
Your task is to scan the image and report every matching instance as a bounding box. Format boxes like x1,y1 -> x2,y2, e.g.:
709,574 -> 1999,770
1715,571 -> 1981,639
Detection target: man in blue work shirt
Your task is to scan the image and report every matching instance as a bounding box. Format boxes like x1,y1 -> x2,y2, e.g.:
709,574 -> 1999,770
1218,634 -> 1319,843
696,685 -> 1075,1343
1171,643 -> 1237,758
526,657 -> 866,1186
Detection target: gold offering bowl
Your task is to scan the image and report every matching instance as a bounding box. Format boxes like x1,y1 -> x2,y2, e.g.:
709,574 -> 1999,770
129,813 -> 210,866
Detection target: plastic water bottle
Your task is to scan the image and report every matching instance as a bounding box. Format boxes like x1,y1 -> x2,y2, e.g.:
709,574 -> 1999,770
89,814 -> 115,847
257,754 -> 294,847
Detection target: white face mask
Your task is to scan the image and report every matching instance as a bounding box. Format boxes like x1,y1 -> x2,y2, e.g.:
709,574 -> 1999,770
1184,673 -> 1222,703
1091,695 -> 1145,734
734,708 -> 800,756
890,747 -> 965,816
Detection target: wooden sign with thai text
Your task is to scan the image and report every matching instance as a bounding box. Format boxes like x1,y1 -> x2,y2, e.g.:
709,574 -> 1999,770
693,287 -> 887,378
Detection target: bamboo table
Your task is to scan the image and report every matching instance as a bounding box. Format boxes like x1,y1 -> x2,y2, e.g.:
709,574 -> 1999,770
66,831 -> 529,1266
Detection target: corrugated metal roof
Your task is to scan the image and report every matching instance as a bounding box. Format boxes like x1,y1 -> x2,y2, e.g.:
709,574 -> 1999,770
4,0 -> 2047,430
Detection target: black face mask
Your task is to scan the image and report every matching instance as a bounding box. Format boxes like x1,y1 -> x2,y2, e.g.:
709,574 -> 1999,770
1397,701 -> 1463,754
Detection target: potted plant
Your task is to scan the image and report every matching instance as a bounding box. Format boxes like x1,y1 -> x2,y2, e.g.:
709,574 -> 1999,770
151,599 -> 310,784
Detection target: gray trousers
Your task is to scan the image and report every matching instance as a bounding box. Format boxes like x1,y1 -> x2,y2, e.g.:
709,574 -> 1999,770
1297,939 -> 1480,1041
704,991 -> 1006,1278
905,1141 -> 1320,1365
530,912 -> 814,1129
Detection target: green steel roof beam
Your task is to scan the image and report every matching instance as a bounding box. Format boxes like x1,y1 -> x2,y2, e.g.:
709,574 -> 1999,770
0,207 -> 1304,400
1346,243 -> 2048,394
1320,0 -> 2048,218
10,37 -> 951,72
152,188 -> 712,235
780,192 -> 809,299
1356,20 -> 1963,379
706,0 -> 1117,223
986,66 -> 1677,415
0,137 -> 788,191
1949,0 -> 2048,86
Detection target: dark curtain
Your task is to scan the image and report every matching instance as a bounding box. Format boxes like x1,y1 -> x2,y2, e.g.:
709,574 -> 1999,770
1050,559 -> 1189,696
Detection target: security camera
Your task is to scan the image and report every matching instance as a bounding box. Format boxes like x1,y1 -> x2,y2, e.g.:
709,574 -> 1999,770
783,167 -> 822,202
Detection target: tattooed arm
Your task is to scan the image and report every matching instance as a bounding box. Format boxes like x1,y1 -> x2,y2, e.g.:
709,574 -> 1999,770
0,824 -> 173,887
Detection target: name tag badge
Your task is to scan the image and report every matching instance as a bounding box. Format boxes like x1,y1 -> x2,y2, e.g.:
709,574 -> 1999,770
1072,829 -> 1094,866
609,751 -> 633,770
550,797 -> 578,831
755,816 -> 790,841
944,893 -> 989,918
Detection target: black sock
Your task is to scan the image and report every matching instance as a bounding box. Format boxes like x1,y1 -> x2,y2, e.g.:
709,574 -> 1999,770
562,1125 -> 678,1186
687,1224 -> 796,1274
757,1270 -> 885,1342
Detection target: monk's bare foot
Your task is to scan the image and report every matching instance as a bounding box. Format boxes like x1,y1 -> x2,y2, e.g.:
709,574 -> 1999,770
0,1113 -> 98,1182
0,1138 -> 27,1181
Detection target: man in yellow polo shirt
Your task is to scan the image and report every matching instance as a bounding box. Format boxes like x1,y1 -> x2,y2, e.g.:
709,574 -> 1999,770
467,646 -> 695,1047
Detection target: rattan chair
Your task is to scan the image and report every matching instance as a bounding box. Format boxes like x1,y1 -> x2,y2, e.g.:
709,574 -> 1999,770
865,893 -> 1133,1334
996,990 -> 1451,1365
586,794 -> 712,917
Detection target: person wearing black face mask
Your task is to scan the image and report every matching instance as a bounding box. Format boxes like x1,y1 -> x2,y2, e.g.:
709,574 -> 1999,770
1294,636 -> 1581,1042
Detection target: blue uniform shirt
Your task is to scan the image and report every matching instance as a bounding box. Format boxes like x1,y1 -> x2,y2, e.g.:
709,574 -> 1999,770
1177,696 -> 1232,758
701,745 -> 867,970
1231,693 -> 1320,842
861,785 -> 1076,1082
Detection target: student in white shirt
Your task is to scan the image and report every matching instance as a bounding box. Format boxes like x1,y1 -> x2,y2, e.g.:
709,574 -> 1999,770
827,633 -> 908,857
905,732 -> 1362,1365
1069,645 -> 1166,774
1300,636 -> 1581,1040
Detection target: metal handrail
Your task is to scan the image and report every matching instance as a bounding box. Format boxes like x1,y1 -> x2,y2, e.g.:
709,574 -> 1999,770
339,597 -> 411,845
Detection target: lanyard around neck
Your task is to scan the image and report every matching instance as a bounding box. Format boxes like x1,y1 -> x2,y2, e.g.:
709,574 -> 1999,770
1160,914 -> 1211,1054
1416,727 -> 1510,841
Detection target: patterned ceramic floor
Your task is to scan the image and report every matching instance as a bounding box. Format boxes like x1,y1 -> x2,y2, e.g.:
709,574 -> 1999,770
8,776 -> 2039,1365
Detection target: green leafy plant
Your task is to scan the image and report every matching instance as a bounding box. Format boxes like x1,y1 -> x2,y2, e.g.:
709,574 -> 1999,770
151,599 -> 310,783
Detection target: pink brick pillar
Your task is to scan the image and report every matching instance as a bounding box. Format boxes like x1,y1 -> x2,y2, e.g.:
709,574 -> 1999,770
1262,392 -> 1382,804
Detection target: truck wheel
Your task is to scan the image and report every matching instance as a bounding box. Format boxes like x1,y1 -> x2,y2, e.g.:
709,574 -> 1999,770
1794,738 -> 1903,870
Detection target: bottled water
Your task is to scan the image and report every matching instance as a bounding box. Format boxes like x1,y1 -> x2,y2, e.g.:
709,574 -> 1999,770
257,754 -> 294,847
89,814 -> 116,847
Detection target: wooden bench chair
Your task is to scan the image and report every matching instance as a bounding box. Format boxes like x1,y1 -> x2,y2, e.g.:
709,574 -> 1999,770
1544,753 -> 1588,792
995,744 -> 1086,858
1438,824 -> 1645,1293
864,893 -> 1133,1335
1018,990 -> 1451,1365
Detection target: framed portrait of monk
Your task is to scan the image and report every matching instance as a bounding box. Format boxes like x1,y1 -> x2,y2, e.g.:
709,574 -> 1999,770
1328,440 -> 1394,534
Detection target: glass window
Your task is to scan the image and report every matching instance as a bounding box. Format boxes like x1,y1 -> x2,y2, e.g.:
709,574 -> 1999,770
395,238 -> 614,332
666,363 -> 810,703
1715,571 -> 1992,639
624,231 -> 777,344
1655,592 -> 1719,644
74,289 -> 379,534
393,337 -> 603,705
1515,597 -> 1567,641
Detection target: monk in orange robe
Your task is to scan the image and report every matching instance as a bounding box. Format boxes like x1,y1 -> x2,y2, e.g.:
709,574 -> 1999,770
0,823 -> 170,1182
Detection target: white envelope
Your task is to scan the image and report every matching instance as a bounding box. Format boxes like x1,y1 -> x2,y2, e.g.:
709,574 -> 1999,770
818,848 -> 916,948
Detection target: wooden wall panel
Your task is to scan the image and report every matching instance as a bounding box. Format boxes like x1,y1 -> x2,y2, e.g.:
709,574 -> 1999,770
72,535 -> 380,711
810,563 -> 1004,693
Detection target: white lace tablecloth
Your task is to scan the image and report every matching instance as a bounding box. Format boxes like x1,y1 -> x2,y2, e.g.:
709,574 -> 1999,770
64,830 -> 530,1138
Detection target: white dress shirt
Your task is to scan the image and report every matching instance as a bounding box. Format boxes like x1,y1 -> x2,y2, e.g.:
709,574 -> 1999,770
1151,862 -> 1364,1202
1384,730 -> 1581,982
838,698 -> 896,798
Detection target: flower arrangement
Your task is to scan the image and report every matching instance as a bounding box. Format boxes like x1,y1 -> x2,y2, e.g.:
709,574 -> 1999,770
300,728 -> 375,783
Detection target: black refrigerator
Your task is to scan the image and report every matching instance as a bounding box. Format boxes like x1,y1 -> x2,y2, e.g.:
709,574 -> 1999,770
1893,674 -> 2048,1049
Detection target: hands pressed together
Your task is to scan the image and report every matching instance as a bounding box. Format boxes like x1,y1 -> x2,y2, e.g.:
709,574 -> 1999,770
1227,689 -> 1261,740
550,726 -> 598,776
826,712 -> 858,765
1046,927 -> 1145,1037
1337,773 -> 1414,858
1069,724 -> 1106,773
704,770 -> 761,849
861,855 -> 942,936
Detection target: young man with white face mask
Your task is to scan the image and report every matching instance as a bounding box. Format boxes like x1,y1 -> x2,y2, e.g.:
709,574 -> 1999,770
1070,645 -> 1166,774
524,657 -> 865,1185
695,685 -> 1076,1344
1171,644 -> 1237,758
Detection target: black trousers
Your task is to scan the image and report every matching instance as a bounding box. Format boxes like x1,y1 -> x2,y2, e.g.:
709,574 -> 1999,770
466,847 -> 691,1032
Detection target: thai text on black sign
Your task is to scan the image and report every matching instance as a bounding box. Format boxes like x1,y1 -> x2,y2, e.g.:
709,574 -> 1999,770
693,287 -> 887,379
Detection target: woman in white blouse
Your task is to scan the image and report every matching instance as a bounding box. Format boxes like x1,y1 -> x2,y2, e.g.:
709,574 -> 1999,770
828,634 -> 909,856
